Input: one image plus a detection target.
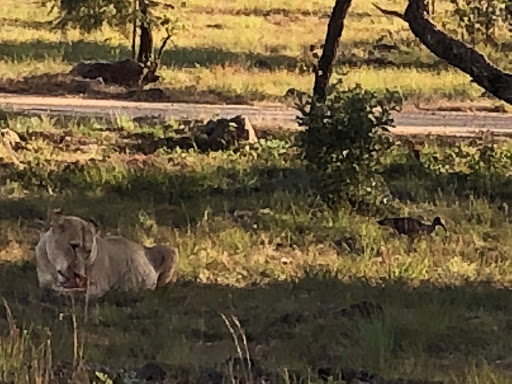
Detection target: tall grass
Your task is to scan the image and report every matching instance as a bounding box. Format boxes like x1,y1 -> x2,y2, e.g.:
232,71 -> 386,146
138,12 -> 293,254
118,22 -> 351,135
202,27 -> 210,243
0,299 -> 53,384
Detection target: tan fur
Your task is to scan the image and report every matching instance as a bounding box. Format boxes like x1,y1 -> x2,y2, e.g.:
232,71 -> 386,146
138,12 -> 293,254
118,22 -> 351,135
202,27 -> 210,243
35,209 -> 179,298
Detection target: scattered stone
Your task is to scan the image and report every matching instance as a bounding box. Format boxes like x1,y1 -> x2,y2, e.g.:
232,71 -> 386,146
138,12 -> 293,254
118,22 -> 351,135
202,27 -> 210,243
201,115 -> 258,151
318,368 -> 386,384
225,356 -> 267,381
233,210 -> 253,219
128,115 -> 257,154
284,87 -> 308,99
332,300 -> 384,320
318,367 -> 444,384
318,367 -> 342,382
53,361 -> 75,384
70,59 -> 159,88
278,312 -> 306,327
196,367 -> 224,384
135,361 -> 167,382
258,208 -> 274,216
344,369 -> 386,384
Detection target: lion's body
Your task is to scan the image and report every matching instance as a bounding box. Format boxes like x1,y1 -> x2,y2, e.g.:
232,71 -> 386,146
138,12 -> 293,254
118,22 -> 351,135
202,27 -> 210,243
35,210 -> 179,298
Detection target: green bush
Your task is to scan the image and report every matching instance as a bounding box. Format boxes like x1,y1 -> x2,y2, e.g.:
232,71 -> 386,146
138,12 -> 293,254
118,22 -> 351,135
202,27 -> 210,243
296,81 -> 402,212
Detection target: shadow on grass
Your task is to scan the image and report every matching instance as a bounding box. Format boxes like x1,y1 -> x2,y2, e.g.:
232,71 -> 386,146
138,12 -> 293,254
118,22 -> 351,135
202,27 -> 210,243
0,162 -> 309,229
0,260 -> 510,382
0,39 -> 471,73
2,149 -> 512,232
384,159 -> 512,205
0,40 -> 299,71
0,17 -> 52,30
0,40 -> 129,63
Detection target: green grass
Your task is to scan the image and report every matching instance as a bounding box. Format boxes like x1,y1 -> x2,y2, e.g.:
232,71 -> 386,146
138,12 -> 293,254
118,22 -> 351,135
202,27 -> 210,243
0,0 -> 510,105
0,113 -> 512,382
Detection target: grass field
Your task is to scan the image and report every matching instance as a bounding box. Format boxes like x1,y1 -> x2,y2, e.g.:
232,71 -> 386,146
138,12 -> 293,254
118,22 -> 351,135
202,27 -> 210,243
0,110 -> 512,383
1,0 -> 512,381
0,0 -> 511,106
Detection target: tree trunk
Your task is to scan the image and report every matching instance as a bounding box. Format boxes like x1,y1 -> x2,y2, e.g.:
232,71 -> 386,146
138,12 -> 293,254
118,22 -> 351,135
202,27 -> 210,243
137,0 -> 153,64
375,0 -> 512,105
131,0 -> 137,60
312,0 -> 353,105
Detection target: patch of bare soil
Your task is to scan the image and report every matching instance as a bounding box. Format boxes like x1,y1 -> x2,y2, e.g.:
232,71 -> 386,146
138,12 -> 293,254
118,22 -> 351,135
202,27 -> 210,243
0,72 -> 252,105
413,101 -> 509,114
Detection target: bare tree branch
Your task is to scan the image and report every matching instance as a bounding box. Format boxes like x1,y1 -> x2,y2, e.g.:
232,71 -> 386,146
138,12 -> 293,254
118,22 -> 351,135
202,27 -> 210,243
156,33 -> 172,62
372,3 -> 404,20
375,0 -> 512,105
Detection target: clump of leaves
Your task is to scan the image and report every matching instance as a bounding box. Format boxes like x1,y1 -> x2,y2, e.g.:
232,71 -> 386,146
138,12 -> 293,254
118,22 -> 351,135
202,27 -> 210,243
41,0 -> 185,65
420,134 -> 512,199
449,0 -> 512,45
296,80 -> 402,213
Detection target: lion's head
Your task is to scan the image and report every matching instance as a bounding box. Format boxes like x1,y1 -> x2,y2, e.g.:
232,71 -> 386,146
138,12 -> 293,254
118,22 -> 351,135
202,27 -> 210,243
46,209 -> 98,288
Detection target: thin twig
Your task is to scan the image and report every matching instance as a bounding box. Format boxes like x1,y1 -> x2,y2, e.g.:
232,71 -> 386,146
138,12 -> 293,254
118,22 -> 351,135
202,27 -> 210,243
372,3 -> 405,20
220,312 -> 250,384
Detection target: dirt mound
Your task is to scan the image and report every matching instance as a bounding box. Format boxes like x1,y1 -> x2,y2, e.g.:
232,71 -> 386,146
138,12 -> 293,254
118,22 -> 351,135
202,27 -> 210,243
0,72 -> 251,105
0,73 -> 112,96
69,59 -> 159,88
125,115 -> 258,154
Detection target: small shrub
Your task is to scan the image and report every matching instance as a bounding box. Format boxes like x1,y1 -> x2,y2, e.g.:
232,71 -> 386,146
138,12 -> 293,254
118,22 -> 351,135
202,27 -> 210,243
296,80 -> 402,213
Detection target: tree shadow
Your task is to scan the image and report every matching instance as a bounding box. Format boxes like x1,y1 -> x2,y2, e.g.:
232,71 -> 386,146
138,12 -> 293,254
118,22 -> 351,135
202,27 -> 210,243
0,40 -> 298,71
0,39 -> 456,72
0,40 -> 130,63
160,46 -> 299,70
384,157 -> 512,206
0,161 -> 309,230
0,260 -> 510,383
0,17 -> 51,30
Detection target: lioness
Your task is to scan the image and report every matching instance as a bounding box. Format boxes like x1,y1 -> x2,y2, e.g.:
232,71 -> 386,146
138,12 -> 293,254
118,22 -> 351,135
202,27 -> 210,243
35,209 -> 179,298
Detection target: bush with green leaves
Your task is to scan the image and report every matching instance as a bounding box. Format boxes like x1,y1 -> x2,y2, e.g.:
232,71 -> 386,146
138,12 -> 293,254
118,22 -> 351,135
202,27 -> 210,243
296,81 -> 402,212
449,0 -> 512,45
41,0 -> 184,63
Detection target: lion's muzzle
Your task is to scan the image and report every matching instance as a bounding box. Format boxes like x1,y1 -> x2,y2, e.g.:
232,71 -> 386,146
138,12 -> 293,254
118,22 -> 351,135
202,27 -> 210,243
58,270 -> 88,289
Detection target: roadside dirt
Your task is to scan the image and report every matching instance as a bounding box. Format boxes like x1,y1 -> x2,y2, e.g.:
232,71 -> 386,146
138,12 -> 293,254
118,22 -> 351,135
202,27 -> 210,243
0,92 -> 511,138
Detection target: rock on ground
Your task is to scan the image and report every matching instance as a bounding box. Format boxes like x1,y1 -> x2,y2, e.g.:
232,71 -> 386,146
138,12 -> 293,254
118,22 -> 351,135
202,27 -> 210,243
201,115 -> 258,151
69,59 -> 160,88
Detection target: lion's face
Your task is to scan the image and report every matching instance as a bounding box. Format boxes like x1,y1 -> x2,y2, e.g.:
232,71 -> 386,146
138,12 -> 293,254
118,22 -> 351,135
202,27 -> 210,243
46,210 -> 96,287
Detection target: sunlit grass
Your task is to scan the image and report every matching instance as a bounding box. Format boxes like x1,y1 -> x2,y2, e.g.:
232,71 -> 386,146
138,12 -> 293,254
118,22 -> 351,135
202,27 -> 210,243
0,0 -> 509,104
0,113 -> 511,381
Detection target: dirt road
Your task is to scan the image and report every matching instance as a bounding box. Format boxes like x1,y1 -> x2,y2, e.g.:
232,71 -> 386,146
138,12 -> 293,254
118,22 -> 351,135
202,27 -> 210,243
1,93 -> 512,137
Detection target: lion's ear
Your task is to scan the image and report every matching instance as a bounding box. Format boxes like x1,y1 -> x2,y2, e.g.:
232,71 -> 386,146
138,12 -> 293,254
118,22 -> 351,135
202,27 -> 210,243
84,220 -> 99,250
48,208 -> 64,228
88,218 -> 99,231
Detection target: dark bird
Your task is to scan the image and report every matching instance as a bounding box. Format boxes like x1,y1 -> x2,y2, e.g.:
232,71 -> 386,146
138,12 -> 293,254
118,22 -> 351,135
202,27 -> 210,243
377,216 -> 446,236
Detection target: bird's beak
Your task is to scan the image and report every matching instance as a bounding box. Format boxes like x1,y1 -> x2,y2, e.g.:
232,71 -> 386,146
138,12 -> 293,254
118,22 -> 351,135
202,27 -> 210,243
440,223 -> 447,231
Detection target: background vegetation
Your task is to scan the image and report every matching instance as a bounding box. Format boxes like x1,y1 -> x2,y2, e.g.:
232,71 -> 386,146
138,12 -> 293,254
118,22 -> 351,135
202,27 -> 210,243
0,105 -> 511,382
0,0 -> 511,106
1,0 -> 512,382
